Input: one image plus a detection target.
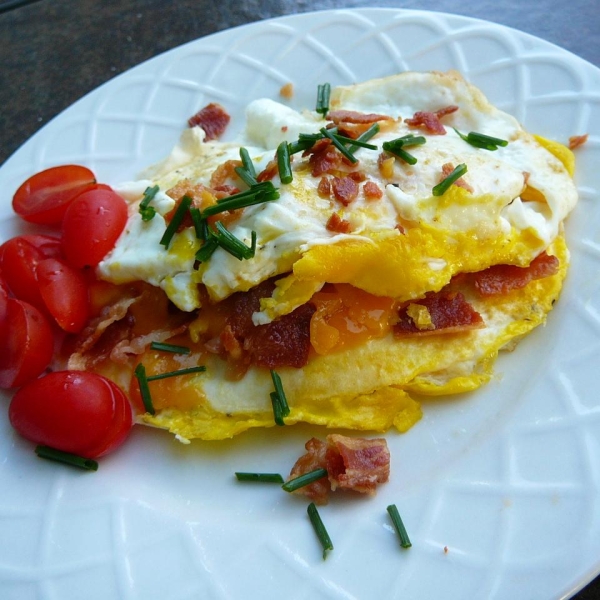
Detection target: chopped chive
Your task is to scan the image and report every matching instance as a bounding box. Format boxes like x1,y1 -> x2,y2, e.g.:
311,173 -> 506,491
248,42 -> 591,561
150,341 -> 191,354
146,366 -> 206,381
307,502 -> 334,560
35,445 -> 98,471
282,468 -> 328,492
202,182 -> 279,216
214,222 -> 257,261
288,139 -> 315,155
382,135 -> 425,165
234,166 -> 258,187
383,144 -> 418,165
139,184 -> 159,221
333,132 -> 377,150
453,128 -> 508,150
432,163 -> 468,196
277,141 -> 293,184
387,504 -> 412,548
320,127 -> 358,163
316,83 -> 331,116
160,195 -> 192,248
235,472 -> 285,483
239,147 -> 257,179
189,207 -> 206,240
134,363 -> 155,415
195,236 -> 219,262
269,369 -> 290,426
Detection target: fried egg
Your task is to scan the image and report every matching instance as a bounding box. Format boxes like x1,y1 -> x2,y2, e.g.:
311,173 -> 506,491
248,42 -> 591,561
93,70 -> 578,441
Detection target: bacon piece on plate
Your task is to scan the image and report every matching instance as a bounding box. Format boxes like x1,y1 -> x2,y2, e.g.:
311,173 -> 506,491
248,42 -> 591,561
394,290 -> 484,336
308,139 -> 343,176
287,434 -> 390,505
568,134 -> 588,150
405,105 -> 459,135
187,102 -> 231,140
363,180 -> 383,200
326,212 -> 352,233
472,252 -> 559,296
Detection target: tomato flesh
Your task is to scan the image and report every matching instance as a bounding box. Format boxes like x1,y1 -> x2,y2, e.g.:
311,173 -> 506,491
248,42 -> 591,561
61,189 -> 128,269
37,257 -> 90,333
9,371 -> 134,458
0,298 -> 54,388
12,165 -> 96,225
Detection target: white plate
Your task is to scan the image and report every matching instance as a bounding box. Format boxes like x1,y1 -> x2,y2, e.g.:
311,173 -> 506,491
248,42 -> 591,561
1,8 -> 600,600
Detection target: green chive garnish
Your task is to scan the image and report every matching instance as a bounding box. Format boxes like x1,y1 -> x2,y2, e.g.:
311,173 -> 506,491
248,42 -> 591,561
316,83 -> 331,116
214,223 -> 257,261
134,363 -> 155,415
139,184 -> 159,221
453,128 -> 508,150
382,135 -> 426,165
235,472 -> 285,483
321,127 -> 358,163
149,341 -> 191,354
307,502 -> 334,560
202,182 -> 279,217
195,236 -> 219,262
270,369 -> 290,425
189,206 -> 206,240
238,147 -> 257,181
347,122 -> 381,153
282,468 -> 328,492
277,141 -> 293,184
387,504 -> 412,548
146,366 -> 206,381
432,163 -> 468,196
160,195 -> 192,248
35,446 -> 98,471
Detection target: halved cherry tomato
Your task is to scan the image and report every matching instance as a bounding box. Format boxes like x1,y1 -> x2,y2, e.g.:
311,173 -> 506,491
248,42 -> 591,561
0,237 -> 47,312
0,298 -> 54,388
37,257 -> 90,333
12,165 -> 97,225
20,234 -> 63,259
61,188 -> 128,269
9,371 -> 134,458
0,274 -> 9,339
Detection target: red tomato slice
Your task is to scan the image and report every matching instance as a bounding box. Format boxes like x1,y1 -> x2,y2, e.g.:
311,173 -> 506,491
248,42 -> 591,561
61,188 -> 128,269
12,165 -> 97,225
0,298 -> 54,388
9,371 -> 134,458
0,274 -> 9,339
0,237 -> 46,311
20,234 -> 63,259
36,258 -> 90,333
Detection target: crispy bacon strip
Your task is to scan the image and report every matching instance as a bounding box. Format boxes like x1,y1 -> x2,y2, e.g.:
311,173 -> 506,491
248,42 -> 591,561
288,435 -> 390,505
221,278 -> 315,369
394,290 -> 484,336
308,139 -> 343,176
405,105 -> 459,135
110,325 -> 189,364
187,102 -> 230,140
472,252 -> 559,296
327,109 -> 393,125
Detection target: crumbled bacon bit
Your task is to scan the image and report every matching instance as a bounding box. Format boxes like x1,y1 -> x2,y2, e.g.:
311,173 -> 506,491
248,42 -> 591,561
327,109 -> 393,125
331,175 -> 359,206
568,134 -> 588,150
441,162 -> 473,193
287,434 -> 390,505
164,181 -> 215,231
308,140 -> 343,176
394,290 -> 484,336
187,102 -> 230,140
280,82 -> 294,99
347,170 -> 367,183
326,212 -> 352,233
405,105 -> 459,135
472,252 -> 559,296
210,159 -> 243,188
257,157 -> 279,182
317,176 -> 332,198
363,180 -> 383,200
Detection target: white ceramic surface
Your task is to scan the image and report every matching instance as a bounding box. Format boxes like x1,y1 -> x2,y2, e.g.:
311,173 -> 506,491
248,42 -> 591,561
1,8 -> 600,600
